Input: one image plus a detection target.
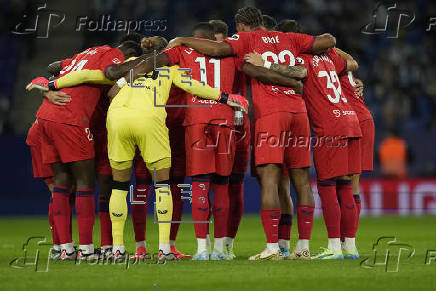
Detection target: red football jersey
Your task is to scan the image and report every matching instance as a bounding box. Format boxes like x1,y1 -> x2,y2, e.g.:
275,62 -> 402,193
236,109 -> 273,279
297,49 -> 361,138
163,45 -> 236,127
232,57 -> 248,96
37,45 -> 124,128
26,119 -> 40,146
89,89 -> 110,136
165,86 -> 186,128
224,29 -> 314,120
339,71 -> 373,122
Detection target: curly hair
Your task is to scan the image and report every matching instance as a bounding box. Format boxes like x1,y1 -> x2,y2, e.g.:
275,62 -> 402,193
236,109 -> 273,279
234,7 -> 263,28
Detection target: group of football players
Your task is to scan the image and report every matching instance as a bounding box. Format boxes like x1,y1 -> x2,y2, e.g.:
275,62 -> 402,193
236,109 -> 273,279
25,6 -> 374,262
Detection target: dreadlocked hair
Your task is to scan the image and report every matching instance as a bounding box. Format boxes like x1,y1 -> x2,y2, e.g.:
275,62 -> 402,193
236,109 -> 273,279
234,7 -> 263,27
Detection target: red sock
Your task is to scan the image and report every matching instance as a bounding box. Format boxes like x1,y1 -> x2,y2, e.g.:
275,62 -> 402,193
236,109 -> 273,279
75,189 -> 95,245
68,194 -> 74,240
131,180 -> 151,243
317,179 -> 340,238
206,198 -> 212,237
48,198 -> 60,245
98,199 -> 112,247
260,209 -> 281,243
337,180 -> 357,238
227,180 -> 244,238
212,182 -> 230,238
52,187 -> 72,244
297,205 -> 314,240
170,182 -> 184,241
354,194 -> 361,229
278,214 -> 292,240
192,176 -> 210,239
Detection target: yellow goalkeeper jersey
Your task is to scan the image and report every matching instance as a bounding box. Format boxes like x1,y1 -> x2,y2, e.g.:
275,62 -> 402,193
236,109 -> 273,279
107,65 -> 221,167
109,65 -> 220,122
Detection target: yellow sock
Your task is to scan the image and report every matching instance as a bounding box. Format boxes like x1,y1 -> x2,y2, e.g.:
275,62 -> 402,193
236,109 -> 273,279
156,186 -> 173,253
109,189 -> 128,246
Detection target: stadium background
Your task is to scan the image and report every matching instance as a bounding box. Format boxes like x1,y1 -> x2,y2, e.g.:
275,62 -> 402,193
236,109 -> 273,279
0,0 -> 435,216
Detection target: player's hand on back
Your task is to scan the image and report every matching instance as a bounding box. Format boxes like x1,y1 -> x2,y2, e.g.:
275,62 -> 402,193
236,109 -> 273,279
294,80 -> 304,95
354,78 -> 364,96
244,52 -> 264,67
44,91 -> 71,106
166,37 -> 183,49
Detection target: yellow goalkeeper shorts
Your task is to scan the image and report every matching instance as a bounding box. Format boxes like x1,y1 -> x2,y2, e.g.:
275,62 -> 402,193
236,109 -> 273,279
107,107 -> 171,171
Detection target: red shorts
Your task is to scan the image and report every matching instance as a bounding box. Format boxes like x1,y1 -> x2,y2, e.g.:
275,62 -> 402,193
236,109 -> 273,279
38,119 -> 95,164
232,120 -> 250,174
94,130 -> 112,176
185,124 -> 236,176
359,118 -> 375,172
26,122 -> 53,180
313,137 -> 361,180
169,125 -> 186,178
250,152 -> 289,178
134,149 -> 152,180
254,112 -> 311,168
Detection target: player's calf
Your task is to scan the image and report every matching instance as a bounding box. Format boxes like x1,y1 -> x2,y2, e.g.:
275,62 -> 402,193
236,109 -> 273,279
191,174 -> 211,259
211,174 -> 231,260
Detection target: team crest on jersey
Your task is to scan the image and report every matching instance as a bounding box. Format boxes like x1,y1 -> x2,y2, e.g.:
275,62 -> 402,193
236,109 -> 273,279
229,34 -> 239,40
296,57 -> 304,65
112,58 -> 121,64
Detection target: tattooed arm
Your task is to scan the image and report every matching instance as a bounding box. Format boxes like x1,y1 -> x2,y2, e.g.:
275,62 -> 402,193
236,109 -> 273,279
244,52 -> 307,79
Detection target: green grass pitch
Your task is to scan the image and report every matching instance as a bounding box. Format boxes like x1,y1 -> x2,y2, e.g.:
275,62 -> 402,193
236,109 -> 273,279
1,215 -> 435,291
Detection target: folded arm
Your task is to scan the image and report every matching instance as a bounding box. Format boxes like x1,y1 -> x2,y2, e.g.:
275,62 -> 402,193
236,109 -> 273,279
105,53 -> 152,80
54,69 -> 114,89
242,63 -> 303,94
167,37 -> 233,57
124,53 -> 170,83
311,34 -> 336,54
171,68 -> 248,113
334,48 -> 359,71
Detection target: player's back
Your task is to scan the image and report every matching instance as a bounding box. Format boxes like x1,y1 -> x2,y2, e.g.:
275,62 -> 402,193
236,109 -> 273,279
298,49 -> 361,138
37,45 -> 124,128
339,71 -> 373,122
225,29 -> 313,120
164,45 -> 236,127
109,66 -> 181,123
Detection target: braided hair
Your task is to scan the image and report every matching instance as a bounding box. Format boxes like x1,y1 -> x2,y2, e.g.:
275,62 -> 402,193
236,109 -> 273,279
234,7 -> 263,28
